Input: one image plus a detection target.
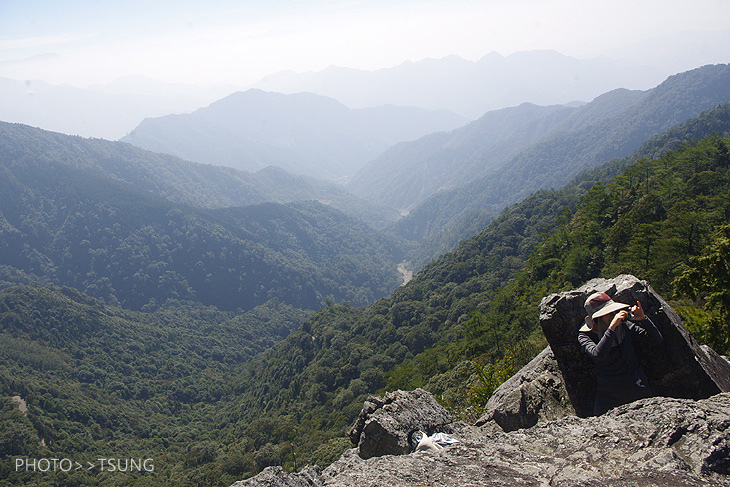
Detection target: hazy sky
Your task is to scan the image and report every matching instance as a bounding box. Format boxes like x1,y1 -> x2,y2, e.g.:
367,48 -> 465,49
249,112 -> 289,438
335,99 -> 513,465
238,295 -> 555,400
1,0 -> 730,88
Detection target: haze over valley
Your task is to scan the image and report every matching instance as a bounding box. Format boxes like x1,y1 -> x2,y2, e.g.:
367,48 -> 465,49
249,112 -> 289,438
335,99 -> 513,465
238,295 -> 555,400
2,1 -> 730,486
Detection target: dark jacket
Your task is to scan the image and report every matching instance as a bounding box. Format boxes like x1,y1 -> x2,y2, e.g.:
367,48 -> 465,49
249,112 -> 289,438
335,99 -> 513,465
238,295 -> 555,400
578,318 -> 663,414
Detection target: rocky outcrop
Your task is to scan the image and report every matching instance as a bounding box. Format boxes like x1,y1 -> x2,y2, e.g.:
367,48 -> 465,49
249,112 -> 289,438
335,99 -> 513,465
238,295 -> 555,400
233,276 -> 730,486
230,466 -> 322,487
540,274 -> 730,418
347,388 -> 454,459
475,346 -> 575,431
476,274 -> 730,432
235,392 -> 730,486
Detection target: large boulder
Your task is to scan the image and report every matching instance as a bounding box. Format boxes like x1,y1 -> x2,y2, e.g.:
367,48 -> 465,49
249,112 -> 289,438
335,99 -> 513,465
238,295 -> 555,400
539,274 -> 730,417
476,274 -> 730,431
475,346 -> 575,431
347,388 -> 454,459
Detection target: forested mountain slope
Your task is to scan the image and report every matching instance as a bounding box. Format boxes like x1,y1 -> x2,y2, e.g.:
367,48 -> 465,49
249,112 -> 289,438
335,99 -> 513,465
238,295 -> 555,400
2,106 -> 730,486
220,111 -> 730,479
406,103 -> 730,268
347,88 -> 648,211
0,124 -> 407,311
0,284 -> 310,486
384,64 -> 730,261
0,122 -> 399,228
120,89 -> 467,180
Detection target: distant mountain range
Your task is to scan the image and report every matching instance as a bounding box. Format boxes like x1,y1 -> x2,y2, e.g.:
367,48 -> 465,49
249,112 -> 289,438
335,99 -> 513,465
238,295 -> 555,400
350,64 -> 730,265
120,89 -> 467,180
254,50 -> 667,118
346,88 -> 647,213
82,63 -> 730,269
0,48 -> 675,144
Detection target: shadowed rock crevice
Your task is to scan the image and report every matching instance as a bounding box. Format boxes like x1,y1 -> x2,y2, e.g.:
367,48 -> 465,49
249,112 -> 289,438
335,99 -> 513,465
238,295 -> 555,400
475,347 -> 576,431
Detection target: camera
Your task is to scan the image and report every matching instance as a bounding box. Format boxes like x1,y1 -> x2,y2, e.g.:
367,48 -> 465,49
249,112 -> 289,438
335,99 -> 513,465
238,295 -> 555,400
626,310 -> 635,320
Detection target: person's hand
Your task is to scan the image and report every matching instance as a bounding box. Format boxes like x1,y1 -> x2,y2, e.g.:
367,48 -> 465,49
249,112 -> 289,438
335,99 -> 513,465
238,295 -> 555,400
630,301 -> 647,321
609,310 -> 628,330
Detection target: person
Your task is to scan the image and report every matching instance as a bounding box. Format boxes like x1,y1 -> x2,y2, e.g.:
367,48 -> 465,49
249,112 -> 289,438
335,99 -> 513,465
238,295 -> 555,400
578,292 -> 664,416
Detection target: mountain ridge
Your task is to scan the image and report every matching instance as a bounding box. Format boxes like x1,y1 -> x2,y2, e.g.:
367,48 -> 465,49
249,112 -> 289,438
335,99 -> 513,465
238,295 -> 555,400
0,121 -> 399,228
120,89 -> 467,181
346,86 -> 654,216
254,50 -> 666,118
383,64 -> 730,265
0,122 -> 408,311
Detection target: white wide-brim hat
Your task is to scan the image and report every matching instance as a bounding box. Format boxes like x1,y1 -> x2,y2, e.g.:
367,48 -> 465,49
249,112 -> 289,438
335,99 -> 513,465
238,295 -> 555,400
579,292 -> 629,332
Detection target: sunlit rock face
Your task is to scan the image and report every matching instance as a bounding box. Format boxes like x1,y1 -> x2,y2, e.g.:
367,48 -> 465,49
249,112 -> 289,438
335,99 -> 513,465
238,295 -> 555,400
347,388 -> 455,460
475,346 -> 576,432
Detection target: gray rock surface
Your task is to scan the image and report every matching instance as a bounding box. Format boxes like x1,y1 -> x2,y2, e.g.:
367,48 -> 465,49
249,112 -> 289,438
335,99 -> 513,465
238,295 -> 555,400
347,388 -> 454,459
230,466 -> 322,487
475,346 -> 575,431
235,393 -> 730,486
539,274 -> 730,417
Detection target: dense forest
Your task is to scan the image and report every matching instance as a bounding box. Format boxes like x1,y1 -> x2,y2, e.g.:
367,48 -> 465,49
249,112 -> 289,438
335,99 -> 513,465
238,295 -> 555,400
2,102 -> 729,485
0,134 -> 408,311
0,285 -> 310,486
